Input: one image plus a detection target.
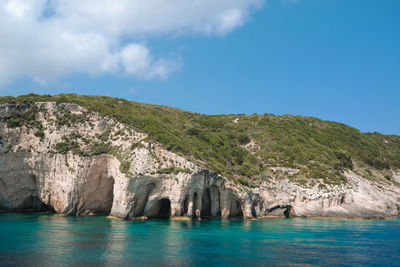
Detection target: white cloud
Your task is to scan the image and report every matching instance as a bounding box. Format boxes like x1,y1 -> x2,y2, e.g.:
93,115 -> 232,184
0,0 -> 262,87
119,44 -> 180,80
215,9 -> 245,34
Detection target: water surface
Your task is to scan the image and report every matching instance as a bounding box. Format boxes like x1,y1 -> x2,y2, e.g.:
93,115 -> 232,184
0,213 -> 399,266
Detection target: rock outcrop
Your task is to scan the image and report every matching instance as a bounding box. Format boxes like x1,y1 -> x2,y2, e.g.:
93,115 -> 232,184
1,102 -> 399,219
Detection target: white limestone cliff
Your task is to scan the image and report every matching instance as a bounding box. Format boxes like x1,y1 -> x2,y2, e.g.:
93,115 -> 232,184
1,102 -> 399,219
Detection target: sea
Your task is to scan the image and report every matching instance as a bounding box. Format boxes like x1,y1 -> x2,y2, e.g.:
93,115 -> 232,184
0,213 -> 399,266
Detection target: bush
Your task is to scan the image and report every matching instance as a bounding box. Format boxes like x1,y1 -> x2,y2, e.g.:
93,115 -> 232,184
97,129 -> 111,142
2,93 -> 400,188
334,152 -> 353,171
55,141 -> 79,154
55,110 -> 86,127
3,104 -> 40,129
89,142 -> 111,155
120,161 -> 131,173
34,129 -> 45,140
238,177 -> 257,188
157,166 -> 192,175
187,128 -> 201,136
237,134 -> 251,145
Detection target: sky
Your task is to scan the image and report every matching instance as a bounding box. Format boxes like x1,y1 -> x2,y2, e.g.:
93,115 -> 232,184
0,0 -> 399,134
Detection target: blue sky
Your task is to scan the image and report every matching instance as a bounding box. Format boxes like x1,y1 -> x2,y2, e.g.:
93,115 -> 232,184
1,0 -> 399,134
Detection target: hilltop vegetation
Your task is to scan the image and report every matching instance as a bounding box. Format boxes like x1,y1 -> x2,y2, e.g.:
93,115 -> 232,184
1,93 -> 399,187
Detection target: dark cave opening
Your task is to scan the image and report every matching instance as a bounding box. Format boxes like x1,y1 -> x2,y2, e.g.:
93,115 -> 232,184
201,188 -> 211,217
192,192 -> 198,218
283,206 -> 293,218
268,205 -> 294,218
148,198 -> 171,219
251,203 -> 257,218
229,199 -> 243,218
133,183 -> 156,216
182,195 -> 189,216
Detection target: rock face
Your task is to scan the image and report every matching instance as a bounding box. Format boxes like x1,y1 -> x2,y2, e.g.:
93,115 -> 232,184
1,102 -> 400,219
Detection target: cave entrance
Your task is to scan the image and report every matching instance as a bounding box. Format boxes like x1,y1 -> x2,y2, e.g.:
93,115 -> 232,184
182,195 -> 189,216
210,185 -> 220,217
148,198 -> 171,219
103,176 -> 115,215
200,186 -> 221,218
229,199 -> 243,218
132,183 -> 156,216
201,189 -> 211,217
18,196 -> 55,213
268,205 -> 293,218
192,192 -> 198,218
283,206 -> 293,218
75,172 -> 115,216
251,203 -> 257,218
158,199 -> 171,218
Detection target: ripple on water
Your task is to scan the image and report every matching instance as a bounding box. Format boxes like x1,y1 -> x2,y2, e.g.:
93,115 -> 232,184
0,213 -> 399,266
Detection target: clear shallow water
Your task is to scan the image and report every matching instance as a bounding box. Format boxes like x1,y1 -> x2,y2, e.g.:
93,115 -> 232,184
0,213 -> 399,266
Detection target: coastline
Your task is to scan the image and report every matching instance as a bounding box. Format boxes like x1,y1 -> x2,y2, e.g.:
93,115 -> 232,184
1,211 -> 397,221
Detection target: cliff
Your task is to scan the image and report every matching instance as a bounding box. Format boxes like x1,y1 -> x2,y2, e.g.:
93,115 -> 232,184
0,95 -> 399,219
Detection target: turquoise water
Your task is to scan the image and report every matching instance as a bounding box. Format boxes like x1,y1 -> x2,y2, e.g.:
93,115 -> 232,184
0,213 -> 399,266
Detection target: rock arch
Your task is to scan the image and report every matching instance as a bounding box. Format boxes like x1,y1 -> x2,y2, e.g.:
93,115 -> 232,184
251,202 -> 258,218
192,192 -> 199,218
181,195 -> 189,216
283,205 -> 294,218
132,183 -> 156,216
99,175 -> 114,215
229,198 -> 243,218
77,173 -> 115,215
268,205 -> 294,218
201,185 -> 221,218
201,188 -> 211,217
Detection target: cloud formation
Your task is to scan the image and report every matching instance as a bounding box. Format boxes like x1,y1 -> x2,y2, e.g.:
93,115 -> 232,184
0,0 -> 262,86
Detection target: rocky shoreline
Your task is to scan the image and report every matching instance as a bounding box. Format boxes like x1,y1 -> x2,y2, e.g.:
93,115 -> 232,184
1,102 -> 400,219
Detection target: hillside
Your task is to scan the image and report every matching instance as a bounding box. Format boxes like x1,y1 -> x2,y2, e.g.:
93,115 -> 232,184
1,93 -> 400,190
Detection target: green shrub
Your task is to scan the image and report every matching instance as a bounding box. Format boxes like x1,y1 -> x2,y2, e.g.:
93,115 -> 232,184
130,142 -> 142,150
3,104 -> 41,129
55,141 -> 80,154
55,110 -> 86,127
157,166 -> 192,175
96,129 -> 111,142
238,177 -> 257,188
120,161 -> 131,173
334,152 -> 353,171
89,142 -> 111,155
34,129 -> 45,140
186,127 -> 201,136
2,94 -> 400,187
237,133 -> 251,145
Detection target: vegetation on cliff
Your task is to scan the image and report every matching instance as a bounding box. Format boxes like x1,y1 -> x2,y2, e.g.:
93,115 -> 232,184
1,93 -> 399,187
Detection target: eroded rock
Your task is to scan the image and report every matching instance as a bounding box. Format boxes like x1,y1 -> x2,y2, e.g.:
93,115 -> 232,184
1,102 -> 400,219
